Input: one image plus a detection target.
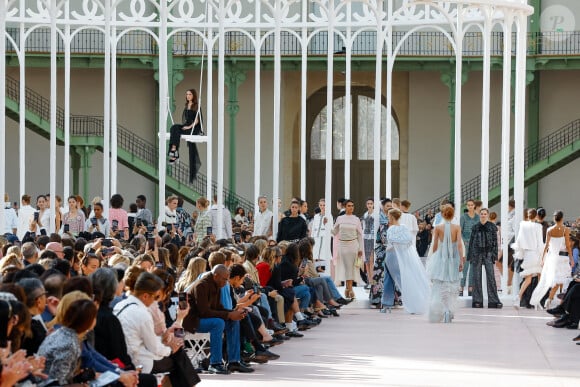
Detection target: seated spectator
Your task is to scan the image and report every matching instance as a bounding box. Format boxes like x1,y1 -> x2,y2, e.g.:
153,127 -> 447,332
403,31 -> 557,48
18,278 -> 48,356
53,290 -> 146,387
38,299 -> 97,385
114,272 -> 200,386
46,242 -> 64,258
183,264 -> 253,374
21,242 -> 39,266
134,253 -> 155,272
80,252 -> 101,277
546,273 -> 580,332
40,272 -> 66,323
176,257 -> 207,293
0,298 -> 45,385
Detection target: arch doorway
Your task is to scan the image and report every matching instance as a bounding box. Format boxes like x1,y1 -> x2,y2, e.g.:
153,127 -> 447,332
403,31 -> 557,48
306,86 -> 400,215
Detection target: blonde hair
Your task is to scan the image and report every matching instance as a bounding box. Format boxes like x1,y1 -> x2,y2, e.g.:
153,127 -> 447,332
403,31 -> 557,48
108,254 -> 130,268
48,290 -> 91,329
254,239 -> 268,257
38,258 -> 55,270
6,246 -> 21,257
0,254 -> 24,272
388,208 -> 402,221
277,240 -> 290,255
176,257 -> 207,292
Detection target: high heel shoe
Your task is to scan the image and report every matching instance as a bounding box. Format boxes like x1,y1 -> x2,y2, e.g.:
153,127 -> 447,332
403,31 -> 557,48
443,311 -> 452,323
168,149 -> 179,164
380,306 -> 392,314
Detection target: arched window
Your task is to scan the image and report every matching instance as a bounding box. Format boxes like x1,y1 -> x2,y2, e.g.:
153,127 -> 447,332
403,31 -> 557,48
310,95 -> 399,160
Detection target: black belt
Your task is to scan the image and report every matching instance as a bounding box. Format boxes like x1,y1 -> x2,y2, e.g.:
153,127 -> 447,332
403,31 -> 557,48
559,252 -> 569,257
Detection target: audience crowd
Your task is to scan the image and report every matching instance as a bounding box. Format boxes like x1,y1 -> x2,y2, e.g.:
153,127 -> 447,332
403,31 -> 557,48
1,191 -> 579,386
0,192 -> 355,386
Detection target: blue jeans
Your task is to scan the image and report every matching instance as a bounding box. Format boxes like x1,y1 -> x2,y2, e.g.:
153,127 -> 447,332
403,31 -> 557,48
197,318 -> 240,365
259,293 -> 272,319
322,276 -> 342,300
381,251 -> 401,307
294,284 -> 311,309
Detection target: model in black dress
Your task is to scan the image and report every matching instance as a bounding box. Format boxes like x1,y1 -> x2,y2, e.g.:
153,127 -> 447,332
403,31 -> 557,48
168,89 -> 203,181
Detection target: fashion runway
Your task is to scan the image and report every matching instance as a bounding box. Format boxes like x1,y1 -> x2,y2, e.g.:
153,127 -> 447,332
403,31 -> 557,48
199,287 -> 580,387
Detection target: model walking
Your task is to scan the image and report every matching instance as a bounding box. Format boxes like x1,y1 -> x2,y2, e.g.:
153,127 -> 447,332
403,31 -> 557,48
512,208 -> 544,308
332,199 -> 364,299
530,210 -> 574,309
427,205 -> 464,323
386,208 -> 430,314
467,208 -> 502,309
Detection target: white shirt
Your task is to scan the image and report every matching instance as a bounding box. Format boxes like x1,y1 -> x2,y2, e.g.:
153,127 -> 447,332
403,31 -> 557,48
157,206 -> 177,231
400,212 -> 419,238
209,204 -> 233,239
310,212 -> 333,269
3,203 -> 18,234
84,217 -> 110,237
253,208 -> 273,237
17,204 -> 35,240
506,209 -> 516,242
513,220 -> 543,251
113,295 -> 171,373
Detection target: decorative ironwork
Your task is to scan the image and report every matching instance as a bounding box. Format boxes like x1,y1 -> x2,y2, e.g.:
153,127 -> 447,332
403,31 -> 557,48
4,74 -> 253,212
416,119 -> 580,218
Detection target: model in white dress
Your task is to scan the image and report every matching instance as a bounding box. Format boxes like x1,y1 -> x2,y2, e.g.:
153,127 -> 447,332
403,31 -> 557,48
530,212 -> 574,308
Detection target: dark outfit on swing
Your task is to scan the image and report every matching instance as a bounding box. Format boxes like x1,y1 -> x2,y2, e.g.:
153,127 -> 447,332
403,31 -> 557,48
169,107 -> 203,182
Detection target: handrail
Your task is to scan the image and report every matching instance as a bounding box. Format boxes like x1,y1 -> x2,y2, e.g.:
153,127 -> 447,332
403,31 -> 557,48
4,75 -> 254,212
6,29 -> 580,57
416,119 -> 580,218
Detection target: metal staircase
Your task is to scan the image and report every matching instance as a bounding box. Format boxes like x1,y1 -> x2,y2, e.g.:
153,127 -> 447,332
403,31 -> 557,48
4,75 -> 253,211
416,119 -> 580,217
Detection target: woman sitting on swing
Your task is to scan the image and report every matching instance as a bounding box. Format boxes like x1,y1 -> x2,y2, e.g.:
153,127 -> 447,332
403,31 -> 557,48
168,89 -> 203,164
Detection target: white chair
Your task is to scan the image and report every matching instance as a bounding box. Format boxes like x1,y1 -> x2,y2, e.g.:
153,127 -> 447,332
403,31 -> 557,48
183,332 -> 211,368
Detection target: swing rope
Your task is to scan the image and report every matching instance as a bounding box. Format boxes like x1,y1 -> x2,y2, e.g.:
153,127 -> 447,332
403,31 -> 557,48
166,2 -> 208,137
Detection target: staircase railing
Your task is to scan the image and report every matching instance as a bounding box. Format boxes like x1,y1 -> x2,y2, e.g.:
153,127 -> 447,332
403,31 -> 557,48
416,119 -> 580,218
5,75 -> 254,212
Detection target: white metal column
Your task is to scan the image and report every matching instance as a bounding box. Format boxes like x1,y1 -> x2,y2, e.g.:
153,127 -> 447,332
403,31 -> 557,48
480,11 -> 492,208
158,3 -> 168,222
272,0 -> 282,239
453,7 -> 464,213
110,25 -> 118,196
18,1 -> 26,199
299,1 -> 307,200
63,3 -> 71,201
344,3 -> 352,200
324,2 -> 335,214
49,0 -> 57,232
514,13 -> 528,235
254,0 -> 262,215
216,0 -> 226,238
373,23 -> 383,226
206,20 -> 214,201
103,1 -> 111,213
500,16 -> 514,294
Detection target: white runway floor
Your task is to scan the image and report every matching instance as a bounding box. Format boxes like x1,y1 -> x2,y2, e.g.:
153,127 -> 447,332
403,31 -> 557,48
198,287 -> 580,387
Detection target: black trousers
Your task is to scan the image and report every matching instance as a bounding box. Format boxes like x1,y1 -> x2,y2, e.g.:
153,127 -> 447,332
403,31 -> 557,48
471,254 -> 501,305
151,348 -> 201,387
169,124 -> 187,151
563,281 -> 580,322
